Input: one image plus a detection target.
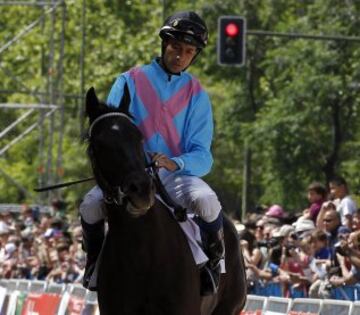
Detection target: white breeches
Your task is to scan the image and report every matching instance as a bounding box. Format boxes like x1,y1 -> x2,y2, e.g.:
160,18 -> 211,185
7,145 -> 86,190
79,170 -> 222,225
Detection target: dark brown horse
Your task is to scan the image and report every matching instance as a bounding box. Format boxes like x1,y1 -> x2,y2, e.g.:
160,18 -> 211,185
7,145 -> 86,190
85,86 -> 246,315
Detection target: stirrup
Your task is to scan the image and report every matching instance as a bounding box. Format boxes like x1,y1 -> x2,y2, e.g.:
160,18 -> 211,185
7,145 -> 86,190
200,265 -> 220,296
83,261 -> 97,291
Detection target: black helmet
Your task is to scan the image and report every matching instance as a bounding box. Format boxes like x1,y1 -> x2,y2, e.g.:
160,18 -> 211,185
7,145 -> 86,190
159,11 -> 208,49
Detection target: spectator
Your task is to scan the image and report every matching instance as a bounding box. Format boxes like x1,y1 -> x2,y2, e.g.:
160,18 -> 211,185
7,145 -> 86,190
352,208 -> 360,231
316,201 -> 337,230
329,176 -> 358,230
239,229 -> 264,268
254,219 -> 266,242
329,230 -> 360,287
322,209 -> 342,248
303,182 -> 327,223
312,229 -> 331,260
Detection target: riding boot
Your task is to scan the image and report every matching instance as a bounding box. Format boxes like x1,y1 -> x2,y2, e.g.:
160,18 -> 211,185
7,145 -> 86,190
81,218 -> 105,291
200,228 -> 225,296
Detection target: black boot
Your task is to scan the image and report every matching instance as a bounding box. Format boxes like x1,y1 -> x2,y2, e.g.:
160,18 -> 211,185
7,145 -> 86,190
81,218 -> 105,291
200,228 -> 225,296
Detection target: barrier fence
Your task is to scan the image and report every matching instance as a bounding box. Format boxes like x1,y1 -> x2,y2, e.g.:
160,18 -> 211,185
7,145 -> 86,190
241,295 -> 360,315
1,279 -> 360,315
0,279 -> 98,315
249,281 -> 360,301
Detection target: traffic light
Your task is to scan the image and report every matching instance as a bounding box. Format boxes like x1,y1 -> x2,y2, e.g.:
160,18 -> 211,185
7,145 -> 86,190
217,16 -> 246,66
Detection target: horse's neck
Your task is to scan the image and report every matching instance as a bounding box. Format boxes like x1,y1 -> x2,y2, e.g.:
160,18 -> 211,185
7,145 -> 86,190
105,199 -> 175,236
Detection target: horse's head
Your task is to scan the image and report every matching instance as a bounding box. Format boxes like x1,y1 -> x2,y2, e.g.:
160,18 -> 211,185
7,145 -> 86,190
85,86 -> 155,217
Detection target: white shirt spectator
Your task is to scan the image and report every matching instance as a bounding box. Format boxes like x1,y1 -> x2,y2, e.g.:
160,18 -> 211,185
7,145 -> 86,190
337,195 -> 357,226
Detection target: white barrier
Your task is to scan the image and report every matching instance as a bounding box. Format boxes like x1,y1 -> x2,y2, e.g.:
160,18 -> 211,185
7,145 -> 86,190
0,279 -> 99,315
242,295 -> 359,315
1,280 -> 360,315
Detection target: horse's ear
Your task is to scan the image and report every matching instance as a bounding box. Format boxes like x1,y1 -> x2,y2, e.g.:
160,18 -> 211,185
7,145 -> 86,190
86,87 -> 100,120
119,83 -> 131,115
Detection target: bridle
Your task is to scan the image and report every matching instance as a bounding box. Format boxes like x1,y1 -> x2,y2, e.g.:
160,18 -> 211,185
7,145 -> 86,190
88,111 -> 155,207
88,112 -> 132,138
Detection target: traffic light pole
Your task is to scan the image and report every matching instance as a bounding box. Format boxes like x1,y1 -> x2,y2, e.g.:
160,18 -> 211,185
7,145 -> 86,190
246,30 -> 360,42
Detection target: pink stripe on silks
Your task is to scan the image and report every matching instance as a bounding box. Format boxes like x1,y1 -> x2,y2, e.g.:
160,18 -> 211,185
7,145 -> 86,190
129,68 -> 203,156
164,78 -> 202,117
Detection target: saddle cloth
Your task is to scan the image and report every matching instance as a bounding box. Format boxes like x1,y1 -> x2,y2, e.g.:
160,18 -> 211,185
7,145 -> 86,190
89,195 -> 225,288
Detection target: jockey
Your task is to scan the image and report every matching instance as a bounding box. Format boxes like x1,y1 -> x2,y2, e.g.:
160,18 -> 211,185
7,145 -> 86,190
80,11 -> 224,296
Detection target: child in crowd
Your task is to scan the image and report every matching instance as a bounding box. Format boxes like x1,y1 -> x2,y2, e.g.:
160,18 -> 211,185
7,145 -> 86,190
303,182 -> 327,223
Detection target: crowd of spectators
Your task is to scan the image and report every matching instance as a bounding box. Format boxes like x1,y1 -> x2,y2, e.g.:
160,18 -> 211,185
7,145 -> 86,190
1,175 -> 359,299
240,176 -> 360,299
0,199 -> 85,285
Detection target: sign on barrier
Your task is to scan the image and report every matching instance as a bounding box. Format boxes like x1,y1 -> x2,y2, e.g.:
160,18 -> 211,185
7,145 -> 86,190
20,293 -> 61,315
0,287 -> 7,312
65,296 -> 85,315
288,312 -> 317,315
240,311 -> 262,315
16,292 -> 27,315
81,304 -> 98,315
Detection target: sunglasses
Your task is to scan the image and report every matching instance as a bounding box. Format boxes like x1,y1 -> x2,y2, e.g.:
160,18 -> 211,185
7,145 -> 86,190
323,218 -> 334,223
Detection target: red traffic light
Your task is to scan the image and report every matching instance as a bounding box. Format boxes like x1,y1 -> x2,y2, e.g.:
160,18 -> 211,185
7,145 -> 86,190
218,16 -> 246,66
225,23 -> 239,37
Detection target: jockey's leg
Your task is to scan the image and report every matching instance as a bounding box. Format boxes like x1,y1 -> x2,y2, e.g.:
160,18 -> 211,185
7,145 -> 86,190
79,186 -> 106,291
190,193 -> 224,296
160,171 -> 224,296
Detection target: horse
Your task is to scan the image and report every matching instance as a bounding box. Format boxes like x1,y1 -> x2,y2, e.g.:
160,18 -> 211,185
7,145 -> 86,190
85,86 -> 246,315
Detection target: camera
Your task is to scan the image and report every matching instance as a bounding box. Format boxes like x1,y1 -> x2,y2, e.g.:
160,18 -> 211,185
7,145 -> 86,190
334,241 -> 347,256
285,244 -> 296,256
258,238 -> 280,248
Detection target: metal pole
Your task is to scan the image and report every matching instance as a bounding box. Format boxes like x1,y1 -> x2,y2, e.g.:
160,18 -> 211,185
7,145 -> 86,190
45,0 -> 57,201
55,0 -> 66,191
0,108 -> 57,157
0,104 -> 57,109
79,0 -> 86,134
0,4 -> 60,56
0,109 -> 34,139
0,168 -> 31,200
0,1 -> 51,5
0,89 -> 83,100
247,30 -> 360,42
241,140 -> 250,221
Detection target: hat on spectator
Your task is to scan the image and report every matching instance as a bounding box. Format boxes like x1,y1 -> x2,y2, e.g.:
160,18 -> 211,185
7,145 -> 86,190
262,216 -> 281,226
278,224 -> 295,237
0,221 -> 10,235
21,227 -> 33,240
265,204 -> 285,218
338,226 -> 351,235
293,217 -> 315,233
44,227 -> 63,239
5,242 -> 16,256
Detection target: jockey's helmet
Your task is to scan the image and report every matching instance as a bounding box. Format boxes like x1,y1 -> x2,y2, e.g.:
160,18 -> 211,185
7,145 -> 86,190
159,11 -> 208,49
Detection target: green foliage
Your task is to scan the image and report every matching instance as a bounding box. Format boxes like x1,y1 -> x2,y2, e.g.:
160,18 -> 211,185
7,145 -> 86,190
0,0 -> 359,217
